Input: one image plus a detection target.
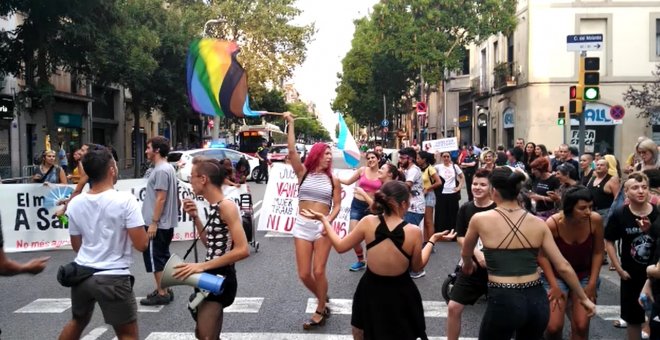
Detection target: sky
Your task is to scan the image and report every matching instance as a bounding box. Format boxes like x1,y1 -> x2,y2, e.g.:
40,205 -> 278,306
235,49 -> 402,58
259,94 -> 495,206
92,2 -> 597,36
291,0 -> 378,139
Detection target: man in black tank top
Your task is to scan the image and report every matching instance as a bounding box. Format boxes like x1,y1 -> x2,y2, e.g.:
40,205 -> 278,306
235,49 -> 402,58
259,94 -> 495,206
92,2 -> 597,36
446,170 -> 497,340
587,159 -> 620,216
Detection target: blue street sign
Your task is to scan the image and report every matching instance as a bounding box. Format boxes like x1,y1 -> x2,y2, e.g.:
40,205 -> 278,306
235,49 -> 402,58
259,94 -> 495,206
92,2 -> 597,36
381,119 -> 389,127
566,34 -> 603,52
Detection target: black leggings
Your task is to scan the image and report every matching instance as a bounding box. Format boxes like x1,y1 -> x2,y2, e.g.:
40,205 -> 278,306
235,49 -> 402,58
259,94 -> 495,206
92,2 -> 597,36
479,285 -> 549,340
434,192 -> 460,232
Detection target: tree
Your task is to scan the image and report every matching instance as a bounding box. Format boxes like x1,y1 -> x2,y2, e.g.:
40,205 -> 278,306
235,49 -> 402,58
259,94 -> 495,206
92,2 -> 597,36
623,64 -> 660,125
0,0 -> 121,142
92,0 -> 199,176
203,0 -> 315,89
334,0 -> 518,130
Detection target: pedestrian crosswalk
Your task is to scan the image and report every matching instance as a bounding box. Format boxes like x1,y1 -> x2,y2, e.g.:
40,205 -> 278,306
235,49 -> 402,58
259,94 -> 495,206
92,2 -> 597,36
14,296 -> 622,321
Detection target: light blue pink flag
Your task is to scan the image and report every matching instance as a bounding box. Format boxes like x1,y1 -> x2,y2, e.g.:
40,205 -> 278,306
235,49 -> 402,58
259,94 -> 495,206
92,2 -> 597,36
337,114 -> 360,168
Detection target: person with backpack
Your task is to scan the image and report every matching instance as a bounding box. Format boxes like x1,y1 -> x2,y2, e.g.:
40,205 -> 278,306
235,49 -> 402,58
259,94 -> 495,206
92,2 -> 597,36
417,151 -> 443,245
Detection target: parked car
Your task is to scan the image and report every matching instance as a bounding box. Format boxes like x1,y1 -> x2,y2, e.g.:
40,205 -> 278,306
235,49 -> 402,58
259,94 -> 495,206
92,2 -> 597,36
167,148 -> 260,182
268,144 -> 307,163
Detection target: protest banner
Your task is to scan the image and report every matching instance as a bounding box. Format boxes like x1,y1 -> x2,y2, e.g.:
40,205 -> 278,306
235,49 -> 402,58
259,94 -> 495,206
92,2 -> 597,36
422,137 -> 459,153
257,163 -> 355,238
1,179 -> 248,253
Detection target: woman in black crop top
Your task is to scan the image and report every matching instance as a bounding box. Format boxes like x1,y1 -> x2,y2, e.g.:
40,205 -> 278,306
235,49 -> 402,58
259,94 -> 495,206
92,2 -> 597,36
461,167 -> 596,340
302,181 -> 456,340
177,157 -> 250,340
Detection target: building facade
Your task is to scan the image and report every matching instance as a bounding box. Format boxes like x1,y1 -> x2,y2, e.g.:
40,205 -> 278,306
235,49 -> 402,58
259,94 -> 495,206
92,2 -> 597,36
438,0 -> 660,158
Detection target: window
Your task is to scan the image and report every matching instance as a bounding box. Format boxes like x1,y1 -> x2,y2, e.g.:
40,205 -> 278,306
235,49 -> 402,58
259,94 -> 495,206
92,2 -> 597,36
507,34 -> 514,63
656,19 -> 660,56
460,47 -> 470,75
493,41 -> 499,64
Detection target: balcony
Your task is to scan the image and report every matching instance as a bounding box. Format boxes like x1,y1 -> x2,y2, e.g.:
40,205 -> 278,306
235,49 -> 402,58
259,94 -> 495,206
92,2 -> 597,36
471,76 -> 489,98
446,74 -> 471,92
493,62 -> 519,92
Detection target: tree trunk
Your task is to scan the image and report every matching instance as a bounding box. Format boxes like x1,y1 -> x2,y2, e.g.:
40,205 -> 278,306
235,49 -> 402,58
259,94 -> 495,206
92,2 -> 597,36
37,47 -> 57,151
132,99 -> 142,178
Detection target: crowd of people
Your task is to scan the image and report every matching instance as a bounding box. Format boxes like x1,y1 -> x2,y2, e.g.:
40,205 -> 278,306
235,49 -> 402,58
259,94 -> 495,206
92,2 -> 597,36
4,111 -> 660,339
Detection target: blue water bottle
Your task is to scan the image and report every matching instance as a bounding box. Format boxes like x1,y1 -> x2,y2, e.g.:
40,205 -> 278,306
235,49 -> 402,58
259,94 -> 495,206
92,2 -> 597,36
640,293 -> 653,317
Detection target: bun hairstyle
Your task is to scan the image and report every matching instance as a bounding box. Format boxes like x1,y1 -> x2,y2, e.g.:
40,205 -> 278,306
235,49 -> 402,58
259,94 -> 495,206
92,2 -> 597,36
489,166 -> 526,201
384,163 -> 404,181
371,181 -> 410,215
418,150 -> 435,165
192,156 -> 227,187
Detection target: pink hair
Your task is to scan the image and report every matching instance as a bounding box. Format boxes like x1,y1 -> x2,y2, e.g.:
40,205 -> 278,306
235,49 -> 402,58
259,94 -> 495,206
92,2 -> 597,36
303,143 -> 332,177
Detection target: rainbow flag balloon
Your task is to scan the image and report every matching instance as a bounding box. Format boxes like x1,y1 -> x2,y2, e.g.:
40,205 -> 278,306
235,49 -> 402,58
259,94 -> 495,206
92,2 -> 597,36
186,39 -> 259,118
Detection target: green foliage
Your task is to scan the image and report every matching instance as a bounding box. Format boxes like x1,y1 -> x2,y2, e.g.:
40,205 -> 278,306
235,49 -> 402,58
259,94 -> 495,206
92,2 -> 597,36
203,0 -> 315,89
286,101 -> 330,142
333,0 -> 518,127
623,63 -> 660,125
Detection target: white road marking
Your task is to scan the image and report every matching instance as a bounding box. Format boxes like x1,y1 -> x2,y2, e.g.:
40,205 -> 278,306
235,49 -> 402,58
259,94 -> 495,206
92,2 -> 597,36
306,298 -> 448,318
14,298 -> 71,313
136,298 -> 166,312
145,333 -> 480,340
253,200 -> 262,210
80,327 -> 108,340
596,304 -> 621,321
264,231 -> 293,238
224,297 -> 264,313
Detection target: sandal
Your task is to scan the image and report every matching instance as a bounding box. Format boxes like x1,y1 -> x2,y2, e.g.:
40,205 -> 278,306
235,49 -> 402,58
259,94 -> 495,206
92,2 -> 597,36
613,318 -> 627,328
303,310 -> 327,330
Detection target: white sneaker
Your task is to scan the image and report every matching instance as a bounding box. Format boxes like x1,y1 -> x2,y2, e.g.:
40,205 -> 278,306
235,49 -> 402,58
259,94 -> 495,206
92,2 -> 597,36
410,270 -> 426,279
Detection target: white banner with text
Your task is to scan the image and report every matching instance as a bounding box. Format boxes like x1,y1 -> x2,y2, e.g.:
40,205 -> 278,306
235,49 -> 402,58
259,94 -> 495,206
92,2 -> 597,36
1,180 -> 247,253
257,163 -> 355,238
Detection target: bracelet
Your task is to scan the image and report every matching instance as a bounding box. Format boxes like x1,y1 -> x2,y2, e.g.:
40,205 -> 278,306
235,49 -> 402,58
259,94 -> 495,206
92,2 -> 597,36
426,241 -> 435,246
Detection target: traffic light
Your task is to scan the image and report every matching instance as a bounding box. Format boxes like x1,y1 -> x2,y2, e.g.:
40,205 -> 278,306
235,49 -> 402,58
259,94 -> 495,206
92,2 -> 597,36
569,85 -> 583,114
558,106 -> 566,125
582,57 -> 600,101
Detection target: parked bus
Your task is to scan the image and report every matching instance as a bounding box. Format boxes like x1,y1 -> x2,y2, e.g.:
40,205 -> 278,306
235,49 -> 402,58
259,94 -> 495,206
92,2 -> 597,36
238,123 -> 286,156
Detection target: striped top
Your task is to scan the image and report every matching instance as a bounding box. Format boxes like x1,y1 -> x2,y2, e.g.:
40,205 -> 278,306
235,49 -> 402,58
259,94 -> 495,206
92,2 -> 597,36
299,172 -> 333,206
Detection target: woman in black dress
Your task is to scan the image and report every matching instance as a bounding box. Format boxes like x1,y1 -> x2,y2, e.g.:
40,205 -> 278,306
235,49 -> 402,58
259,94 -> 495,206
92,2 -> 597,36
302,181 -> 456,340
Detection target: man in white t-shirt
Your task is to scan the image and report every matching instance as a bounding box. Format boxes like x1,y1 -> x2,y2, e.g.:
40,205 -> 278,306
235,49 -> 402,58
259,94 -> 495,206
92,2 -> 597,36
58,147 -> 148,340
399,147 -> 427,279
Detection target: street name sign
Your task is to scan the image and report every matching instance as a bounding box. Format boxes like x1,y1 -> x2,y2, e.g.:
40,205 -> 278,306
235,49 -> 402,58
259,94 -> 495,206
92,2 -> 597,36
566,34 -> 603,52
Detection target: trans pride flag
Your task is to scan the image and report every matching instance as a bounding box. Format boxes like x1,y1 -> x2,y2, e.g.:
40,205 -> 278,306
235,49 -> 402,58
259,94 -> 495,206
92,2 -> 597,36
337,114 -> 360,168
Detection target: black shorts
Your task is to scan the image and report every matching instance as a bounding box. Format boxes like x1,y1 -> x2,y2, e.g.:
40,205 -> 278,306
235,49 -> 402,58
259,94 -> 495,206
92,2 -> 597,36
142,228 -> 174,273
621,274 -> 647,325
204,265 -> 237,308
449,265 -> 488,305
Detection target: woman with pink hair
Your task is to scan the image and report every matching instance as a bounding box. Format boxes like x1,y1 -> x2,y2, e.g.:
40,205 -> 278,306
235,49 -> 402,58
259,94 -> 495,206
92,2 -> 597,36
283,112 -> 341,330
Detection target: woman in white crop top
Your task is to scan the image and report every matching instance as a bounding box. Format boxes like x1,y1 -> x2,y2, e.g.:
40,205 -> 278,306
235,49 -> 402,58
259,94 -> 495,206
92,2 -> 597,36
283,112 -> 341,330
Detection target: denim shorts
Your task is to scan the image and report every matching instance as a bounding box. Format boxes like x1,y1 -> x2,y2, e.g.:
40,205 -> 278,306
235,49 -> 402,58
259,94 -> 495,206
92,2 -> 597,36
404,212 -> 424,227
540,272 -> 600,295
350,198 -> 370,221
425,191 -> 436,207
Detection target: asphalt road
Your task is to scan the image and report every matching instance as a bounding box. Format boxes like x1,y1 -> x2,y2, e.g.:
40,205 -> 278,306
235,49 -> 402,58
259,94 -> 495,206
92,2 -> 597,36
0,150 -> 628,339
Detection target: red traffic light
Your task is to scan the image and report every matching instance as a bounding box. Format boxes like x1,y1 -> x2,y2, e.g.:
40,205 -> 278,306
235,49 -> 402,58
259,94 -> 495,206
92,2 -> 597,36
569,86 -> 577,99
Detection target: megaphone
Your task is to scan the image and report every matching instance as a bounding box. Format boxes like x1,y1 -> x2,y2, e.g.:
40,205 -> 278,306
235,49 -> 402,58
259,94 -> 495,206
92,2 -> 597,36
161,254 -> 225,295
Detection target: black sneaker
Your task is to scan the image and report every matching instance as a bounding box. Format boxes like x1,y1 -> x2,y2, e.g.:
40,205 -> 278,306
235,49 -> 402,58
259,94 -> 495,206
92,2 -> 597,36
140,290 -> 172,306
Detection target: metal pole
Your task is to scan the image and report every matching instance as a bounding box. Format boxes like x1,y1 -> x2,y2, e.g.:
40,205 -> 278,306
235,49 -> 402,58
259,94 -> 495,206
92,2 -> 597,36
578,51 -> 587,155
419,65 -> 424,143
383,95 -> 386,145
443,78 -> 447,137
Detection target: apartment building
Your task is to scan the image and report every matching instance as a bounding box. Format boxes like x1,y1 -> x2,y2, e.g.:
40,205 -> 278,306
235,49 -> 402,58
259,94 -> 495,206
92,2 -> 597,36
436,0 -> 660,158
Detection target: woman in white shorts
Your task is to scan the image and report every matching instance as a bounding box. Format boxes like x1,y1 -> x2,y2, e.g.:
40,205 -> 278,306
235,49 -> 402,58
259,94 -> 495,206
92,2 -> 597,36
283,112 -> 341,330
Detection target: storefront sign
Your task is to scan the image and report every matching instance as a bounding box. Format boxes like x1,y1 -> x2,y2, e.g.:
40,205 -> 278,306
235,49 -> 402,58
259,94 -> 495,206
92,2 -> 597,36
477,113 -> 488,127
570,129 -> 596,153
570,103 -> 622,126
0,98 -> 14,121
55,113 -> 83,128
503,107 -> 515,128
